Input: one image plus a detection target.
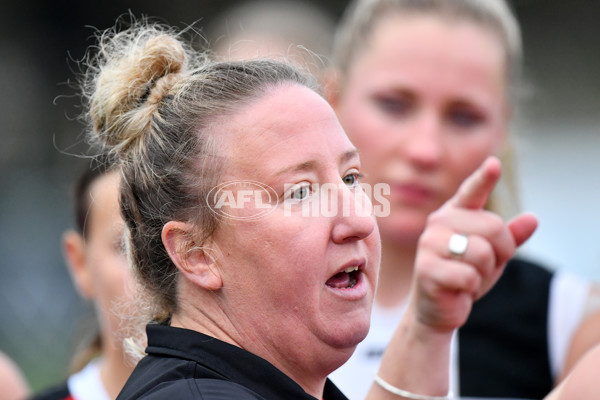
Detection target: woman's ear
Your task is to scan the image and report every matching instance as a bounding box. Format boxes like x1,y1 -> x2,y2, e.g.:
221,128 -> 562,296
63,230 -> 95,300
162,221 -> 222,291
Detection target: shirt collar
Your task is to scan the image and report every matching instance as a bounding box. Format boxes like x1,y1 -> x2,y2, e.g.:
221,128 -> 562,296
145,324 -> 347,400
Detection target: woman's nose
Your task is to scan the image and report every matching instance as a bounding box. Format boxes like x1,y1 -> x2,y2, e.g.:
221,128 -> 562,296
330,184 -> 377,244
399,111 -> 443,169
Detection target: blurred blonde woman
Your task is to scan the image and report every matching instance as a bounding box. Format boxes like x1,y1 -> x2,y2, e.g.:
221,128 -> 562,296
325,0 -> 600,398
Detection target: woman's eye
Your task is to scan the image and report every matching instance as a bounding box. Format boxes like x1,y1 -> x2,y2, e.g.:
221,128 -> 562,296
343,173 -> 361,187
292,186 -> 308,200
374,94 -> 414,116
289,184 -> 311,200
447,106 -> 486,128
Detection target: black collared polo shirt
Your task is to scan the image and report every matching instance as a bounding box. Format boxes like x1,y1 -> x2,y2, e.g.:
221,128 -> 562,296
117,324 -> 348,400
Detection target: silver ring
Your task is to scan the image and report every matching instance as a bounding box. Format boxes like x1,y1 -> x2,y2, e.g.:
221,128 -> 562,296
448,233 -> 469,257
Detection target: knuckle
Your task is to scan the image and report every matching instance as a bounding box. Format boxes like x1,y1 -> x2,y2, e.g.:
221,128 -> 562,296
426,209 -> 445,226
463,269 -> 481,294
415,251 -> 435,272
470,238 -> 494,267
486,214 -> 506,237
417,226 -> 441,249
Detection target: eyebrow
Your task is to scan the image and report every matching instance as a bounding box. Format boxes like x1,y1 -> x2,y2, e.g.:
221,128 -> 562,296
340,149 -> 360,165
275,149 -> 360,177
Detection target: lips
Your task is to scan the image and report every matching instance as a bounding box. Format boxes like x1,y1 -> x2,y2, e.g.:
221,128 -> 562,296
390,182 -> 434,205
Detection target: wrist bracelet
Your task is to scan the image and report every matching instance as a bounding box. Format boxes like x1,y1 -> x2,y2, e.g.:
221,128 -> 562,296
373,374 -> 452,400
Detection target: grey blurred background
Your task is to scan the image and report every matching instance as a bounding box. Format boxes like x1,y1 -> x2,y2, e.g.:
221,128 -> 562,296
0,0 -> 598,391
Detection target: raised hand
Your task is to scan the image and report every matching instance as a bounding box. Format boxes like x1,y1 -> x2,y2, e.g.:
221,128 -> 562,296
409,156 -> 538,332
367,157 -> 538,400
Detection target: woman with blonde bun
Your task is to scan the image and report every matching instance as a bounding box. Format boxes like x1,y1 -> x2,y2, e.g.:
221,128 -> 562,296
71,18 -> 540,400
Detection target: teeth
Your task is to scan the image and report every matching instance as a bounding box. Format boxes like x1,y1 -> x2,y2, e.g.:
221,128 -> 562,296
344,266 -> 359,273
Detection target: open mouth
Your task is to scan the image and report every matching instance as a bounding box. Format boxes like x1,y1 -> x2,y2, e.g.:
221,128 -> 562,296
326,266 -> 361,289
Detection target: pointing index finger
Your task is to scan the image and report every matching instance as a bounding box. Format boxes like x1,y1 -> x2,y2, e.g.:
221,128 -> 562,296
450,156 -> 502,210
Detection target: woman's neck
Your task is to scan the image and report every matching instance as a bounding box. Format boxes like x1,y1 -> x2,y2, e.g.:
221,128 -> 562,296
99,333 -> 134,399
375,239 -> 417,309
170,301 -> 330,400
170,285 -> 334,400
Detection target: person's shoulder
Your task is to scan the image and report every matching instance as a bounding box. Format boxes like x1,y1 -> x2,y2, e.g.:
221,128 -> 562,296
555,344 -> 600,399
466,256 -> 554,323
28,382 -> 71,400
135,378 -> 265,400
507,256 -> 553,276
499,257 -> 554,291
0,351 -> 30,399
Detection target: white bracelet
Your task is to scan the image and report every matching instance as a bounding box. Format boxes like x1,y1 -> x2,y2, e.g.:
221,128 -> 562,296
373,374 -> 452,400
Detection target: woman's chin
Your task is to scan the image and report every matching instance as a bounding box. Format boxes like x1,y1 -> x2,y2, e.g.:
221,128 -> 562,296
324,316 -> 371,352
320,323 -> 371,373
377,213 -> 427,246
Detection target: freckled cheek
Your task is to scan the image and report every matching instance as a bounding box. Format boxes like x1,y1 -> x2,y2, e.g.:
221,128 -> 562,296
276,256 -> 323,295
253,268 -> 316,312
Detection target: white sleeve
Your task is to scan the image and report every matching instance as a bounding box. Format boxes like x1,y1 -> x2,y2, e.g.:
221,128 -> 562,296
547,269 -> 591,379
67,358 -> 111,400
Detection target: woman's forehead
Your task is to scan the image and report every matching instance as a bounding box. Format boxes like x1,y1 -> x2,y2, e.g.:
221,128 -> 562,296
222,85 -> 335,144
348,14 -> 507,104
218,84 -> 355,177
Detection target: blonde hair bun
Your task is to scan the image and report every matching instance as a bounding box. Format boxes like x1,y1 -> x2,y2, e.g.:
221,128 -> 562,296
84,22 -> 189,155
